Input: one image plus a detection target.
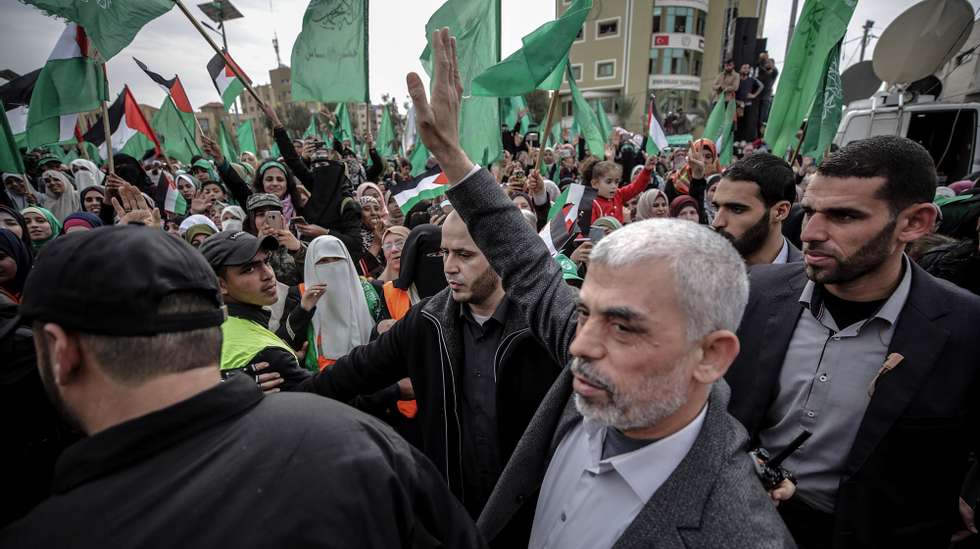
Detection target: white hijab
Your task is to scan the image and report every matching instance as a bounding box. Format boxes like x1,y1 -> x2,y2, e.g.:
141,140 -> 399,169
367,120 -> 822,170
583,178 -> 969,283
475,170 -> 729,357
69,159 -> 104,190
304,235 -> 374,360
42,170 -> 81,222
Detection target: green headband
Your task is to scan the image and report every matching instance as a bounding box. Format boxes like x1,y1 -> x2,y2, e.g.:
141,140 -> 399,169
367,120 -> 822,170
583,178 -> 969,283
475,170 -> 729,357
258,161 -> 287,177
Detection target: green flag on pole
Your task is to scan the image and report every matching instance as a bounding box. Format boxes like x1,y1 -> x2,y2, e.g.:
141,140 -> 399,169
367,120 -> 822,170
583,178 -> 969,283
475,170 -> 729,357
567,66 -> 604,157
421,0 -> 502,166
376,104 -> 396,158
218,120 -> 239,162
0,108 -> 26,175
703,99 -> 736,165
702,99 -> 728,143
471,0 -> 592,96
409,140 -> 429,176
501,96 -> 532,131
237,119 -> 256,154
303,114 -> 317,139
151,96 -> 201,164
801,42 -> 843,164
334,103 -> 355,144
764,0 -> 857,157
595,100 -> 613,144
291,0 -> 370,103
22,0 -> 172,60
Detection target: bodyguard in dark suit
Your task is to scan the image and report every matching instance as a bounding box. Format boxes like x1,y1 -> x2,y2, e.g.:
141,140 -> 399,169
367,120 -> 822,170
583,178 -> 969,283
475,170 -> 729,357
711,153 -> 803,265
407,28 -> 795,549
726,136 -> 980,548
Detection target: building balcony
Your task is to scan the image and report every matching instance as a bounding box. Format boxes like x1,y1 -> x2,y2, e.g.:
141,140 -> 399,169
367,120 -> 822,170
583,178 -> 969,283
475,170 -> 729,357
651,33 -> 704,52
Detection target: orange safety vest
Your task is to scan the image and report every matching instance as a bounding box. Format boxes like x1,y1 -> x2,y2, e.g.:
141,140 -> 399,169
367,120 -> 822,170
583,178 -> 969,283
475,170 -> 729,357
383,281 -> 416,418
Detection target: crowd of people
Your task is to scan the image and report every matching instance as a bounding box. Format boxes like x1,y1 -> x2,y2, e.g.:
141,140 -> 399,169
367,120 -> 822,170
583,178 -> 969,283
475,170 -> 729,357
2,28 -> 980,549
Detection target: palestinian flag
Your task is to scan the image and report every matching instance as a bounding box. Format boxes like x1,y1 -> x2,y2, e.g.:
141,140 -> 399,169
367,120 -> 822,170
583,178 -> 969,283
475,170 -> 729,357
391,165 -> 448,215
164,175 -> 189,216
134,58 -> 193,114
0,69 -> 41,148
539,184 -> 597,256
26,23 -> 107,148
207,51 -> 249,111
83,85 -> 160,159
646,98 -> 669,155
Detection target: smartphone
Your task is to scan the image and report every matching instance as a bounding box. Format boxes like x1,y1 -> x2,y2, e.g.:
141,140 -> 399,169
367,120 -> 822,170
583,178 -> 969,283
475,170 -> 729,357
588,226 -> 605,244
289,215 -> 307,228
266,211 -> 284,231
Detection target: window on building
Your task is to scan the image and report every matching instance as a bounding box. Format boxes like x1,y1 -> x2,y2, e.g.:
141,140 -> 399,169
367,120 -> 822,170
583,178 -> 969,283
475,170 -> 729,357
597,20 -> 618,37
670,48 -> 688,75
695,11 -> 706,36
652,7 -> 662,33
562,100 -> 573,117
571,64 -> 582,81
575,25 -> 583,41
649,48 -> 659,74
281,79 -> 289,85
198,119 -> 210,132
596,61 -> 615,79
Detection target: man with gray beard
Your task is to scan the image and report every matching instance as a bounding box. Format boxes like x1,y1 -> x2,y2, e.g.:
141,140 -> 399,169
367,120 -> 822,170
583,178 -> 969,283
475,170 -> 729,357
407,28 -> 796,549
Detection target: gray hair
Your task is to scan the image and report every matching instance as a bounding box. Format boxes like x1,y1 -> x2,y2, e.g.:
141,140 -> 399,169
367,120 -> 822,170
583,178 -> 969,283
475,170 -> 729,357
589,218 -> 748,341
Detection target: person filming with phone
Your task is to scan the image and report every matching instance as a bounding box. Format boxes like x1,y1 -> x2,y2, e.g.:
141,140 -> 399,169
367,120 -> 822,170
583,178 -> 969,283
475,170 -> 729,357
244,193 -> 307,287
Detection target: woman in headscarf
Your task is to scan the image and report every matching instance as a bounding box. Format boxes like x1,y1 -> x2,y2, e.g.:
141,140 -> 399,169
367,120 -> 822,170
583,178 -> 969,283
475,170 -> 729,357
357,195 -> 386,278
592,216 -> 623,236
635,188 -> 670,220
69,159 -> 104,190
670,195 -> 701,222
177,214 -> 218,237
3,173 -> 42,210
79,186 -> 105,216
385,191 -> 406,227
387,224 -> 447,318
251,160 -> 303,223
41,170 -> 81,222
301,235 -> 377,371
183,223 -> 216,248
176,173 -> 200,204
220,205 -> 246,233
21,206 -> 61,253
0,205 -> 32,256
244,193 -> 307,286
0,228 -> 32,305
62,212 -> 102,234
667,138 -> 720,201
356,182 -> 389,221
703,174 -> 723,225
376,225 -> 410,283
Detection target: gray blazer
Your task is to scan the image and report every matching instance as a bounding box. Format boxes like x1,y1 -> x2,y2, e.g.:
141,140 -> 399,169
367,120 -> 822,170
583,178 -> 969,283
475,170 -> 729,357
786,239 -> 803,263
448,168 -> 795,548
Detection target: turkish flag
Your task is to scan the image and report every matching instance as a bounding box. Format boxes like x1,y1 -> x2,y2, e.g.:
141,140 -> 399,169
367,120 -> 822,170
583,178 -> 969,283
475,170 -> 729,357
654,35 -> 669,46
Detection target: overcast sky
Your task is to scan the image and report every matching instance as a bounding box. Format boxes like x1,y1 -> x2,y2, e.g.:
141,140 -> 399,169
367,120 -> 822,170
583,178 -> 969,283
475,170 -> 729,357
2,0 -> 978,113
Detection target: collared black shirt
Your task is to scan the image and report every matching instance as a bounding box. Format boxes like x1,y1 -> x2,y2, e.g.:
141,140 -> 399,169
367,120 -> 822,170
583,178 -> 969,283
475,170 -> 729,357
1,376 -> 485,548
459,298 -> 509,516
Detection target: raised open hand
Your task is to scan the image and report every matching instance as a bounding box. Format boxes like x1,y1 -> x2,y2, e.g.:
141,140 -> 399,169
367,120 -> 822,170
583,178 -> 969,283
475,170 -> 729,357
687,141 -> 706,180
406,27 -> 473,184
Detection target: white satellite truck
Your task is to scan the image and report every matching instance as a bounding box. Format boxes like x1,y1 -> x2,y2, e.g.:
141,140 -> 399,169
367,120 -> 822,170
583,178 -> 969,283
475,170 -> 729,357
833,0 -> 979,185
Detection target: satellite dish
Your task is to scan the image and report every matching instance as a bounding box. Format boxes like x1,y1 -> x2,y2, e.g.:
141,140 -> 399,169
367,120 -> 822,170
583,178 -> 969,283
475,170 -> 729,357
873,0 -> 974,86
907,74 -> 943,97
841,61 -> 882,103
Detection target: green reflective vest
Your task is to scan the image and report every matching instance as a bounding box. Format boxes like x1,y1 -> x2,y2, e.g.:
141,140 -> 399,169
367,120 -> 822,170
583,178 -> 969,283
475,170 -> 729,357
220,315 -> 293,371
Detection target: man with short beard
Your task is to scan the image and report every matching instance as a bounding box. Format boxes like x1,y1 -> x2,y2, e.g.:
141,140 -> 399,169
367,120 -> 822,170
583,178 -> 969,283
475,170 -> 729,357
712,153 -> 802,265
292,209 -> 563,519
406,28 -> 794,548
726,135 -> 980,547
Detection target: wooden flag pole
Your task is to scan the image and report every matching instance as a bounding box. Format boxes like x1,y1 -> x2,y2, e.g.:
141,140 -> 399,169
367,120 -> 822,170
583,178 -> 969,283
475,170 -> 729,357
536,90 -> 561,174
101,101 -> 114,174
789,119 -> 809,168
172,0 -> 265,107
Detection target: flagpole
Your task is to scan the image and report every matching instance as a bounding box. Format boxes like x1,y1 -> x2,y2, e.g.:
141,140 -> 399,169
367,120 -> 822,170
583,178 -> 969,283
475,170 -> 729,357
789,119 -> 809,167
172,0 -> 265,107
536,91 -> 561,173
100,64 -> 115,174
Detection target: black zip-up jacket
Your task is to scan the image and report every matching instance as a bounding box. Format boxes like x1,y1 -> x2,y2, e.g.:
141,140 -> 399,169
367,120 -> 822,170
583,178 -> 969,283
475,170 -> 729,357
294,287 -> 563,517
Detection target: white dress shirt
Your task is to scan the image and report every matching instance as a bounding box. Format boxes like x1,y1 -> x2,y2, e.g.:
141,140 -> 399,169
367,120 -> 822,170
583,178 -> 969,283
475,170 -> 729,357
771,237 -> 790,264
528,404 -> 708,549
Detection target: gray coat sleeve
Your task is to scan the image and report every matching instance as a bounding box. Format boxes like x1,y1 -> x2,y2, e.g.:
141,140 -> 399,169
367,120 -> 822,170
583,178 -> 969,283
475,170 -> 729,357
446,167 -> 578,367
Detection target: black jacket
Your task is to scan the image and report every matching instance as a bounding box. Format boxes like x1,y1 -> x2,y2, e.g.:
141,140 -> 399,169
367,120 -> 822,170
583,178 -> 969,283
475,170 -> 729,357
726,261 -> 980,548
1,376 -> 485,548
295,287 -> 563,516
226,302 -> 311,391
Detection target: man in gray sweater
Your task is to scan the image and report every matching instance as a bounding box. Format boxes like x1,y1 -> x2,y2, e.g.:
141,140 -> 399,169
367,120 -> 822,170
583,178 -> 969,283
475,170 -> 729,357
405,28 -> 796,548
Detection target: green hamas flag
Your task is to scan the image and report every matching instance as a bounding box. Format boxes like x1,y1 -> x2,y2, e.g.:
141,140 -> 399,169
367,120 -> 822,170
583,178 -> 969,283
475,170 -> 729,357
801,42 -> 843,163
151,96 -> 200,164
595,100 -> 613,144
237,119 -> 256,154
409,140 -> 429,176
334,103 -> 355,144
702,98 -> 728,143
567,66 -> 604,157
303,114 -> 317,138
501,96 -> 532,131
22,0 -> 172,60
765,0 -> 857,157
376,104 -> 396,158
0,108 -> 26,175
421,0 -> 502,166
219,120 -> 239,161
471,0 -> 592,96
291,0 -> 369,103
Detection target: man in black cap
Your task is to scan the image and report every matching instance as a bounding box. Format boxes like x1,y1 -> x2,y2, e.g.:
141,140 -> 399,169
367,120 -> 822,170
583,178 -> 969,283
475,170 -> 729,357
198,230 -> 310,390
1,225 -> 485,548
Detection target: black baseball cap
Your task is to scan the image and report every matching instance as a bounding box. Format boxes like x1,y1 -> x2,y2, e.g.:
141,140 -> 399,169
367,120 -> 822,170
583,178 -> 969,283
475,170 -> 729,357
198,230 -> 278,270
19,225 -> 224,336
